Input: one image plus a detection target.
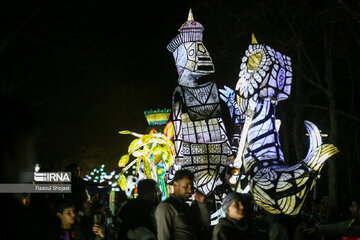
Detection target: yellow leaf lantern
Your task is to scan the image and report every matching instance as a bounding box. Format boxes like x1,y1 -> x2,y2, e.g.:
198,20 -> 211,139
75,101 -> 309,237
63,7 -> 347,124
118,154 -> 130,167
118,174 -> 127,191
118,108 -> 174,200
163,121 -> 174,140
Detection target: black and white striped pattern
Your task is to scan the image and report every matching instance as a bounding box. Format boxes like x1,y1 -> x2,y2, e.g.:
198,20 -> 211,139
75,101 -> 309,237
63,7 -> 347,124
167,30 -> 203,52
239,99 -> 338,215
243,99 -> 284,171
225,41 -> 339,215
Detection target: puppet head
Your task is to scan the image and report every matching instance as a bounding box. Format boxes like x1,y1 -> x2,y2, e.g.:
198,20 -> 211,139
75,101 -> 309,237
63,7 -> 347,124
234,34 -> 292,117
167,9 -> 215,85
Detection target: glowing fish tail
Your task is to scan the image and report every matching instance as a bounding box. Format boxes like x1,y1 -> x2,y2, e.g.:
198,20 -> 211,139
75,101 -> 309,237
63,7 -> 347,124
302,120 -> 339,171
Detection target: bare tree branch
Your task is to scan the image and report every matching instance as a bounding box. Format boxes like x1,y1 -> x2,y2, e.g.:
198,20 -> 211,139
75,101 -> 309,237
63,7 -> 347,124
0,0 -> 55,52
294,103 -> 360,122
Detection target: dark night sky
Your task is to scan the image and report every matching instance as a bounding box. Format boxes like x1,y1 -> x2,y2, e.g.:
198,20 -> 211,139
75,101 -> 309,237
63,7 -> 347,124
2,0 -> 224,172
2,0 -> 360,188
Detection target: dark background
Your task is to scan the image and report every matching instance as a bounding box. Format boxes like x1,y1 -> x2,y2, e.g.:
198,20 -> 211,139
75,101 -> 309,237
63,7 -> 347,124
1,0 -> 359,198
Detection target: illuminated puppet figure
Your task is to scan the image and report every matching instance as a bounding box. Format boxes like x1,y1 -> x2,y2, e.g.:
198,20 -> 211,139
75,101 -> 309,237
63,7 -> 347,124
220,34 -> 339,215
118,109 -> 175,200
167,9 -> 232,196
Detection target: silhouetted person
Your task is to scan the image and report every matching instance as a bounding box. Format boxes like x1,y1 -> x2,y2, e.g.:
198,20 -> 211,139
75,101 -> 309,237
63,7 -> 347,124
264,212 -> 289,240
66,163 -> 104,216
117,179 -> 159,240
319,195 -> 341,224
303,194 -> 360,238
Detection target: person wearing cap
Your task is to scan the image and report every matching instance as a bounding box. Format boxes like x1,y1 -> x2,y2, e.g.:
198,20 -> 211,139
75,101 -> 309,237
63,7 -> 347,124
212,192 -> 253,240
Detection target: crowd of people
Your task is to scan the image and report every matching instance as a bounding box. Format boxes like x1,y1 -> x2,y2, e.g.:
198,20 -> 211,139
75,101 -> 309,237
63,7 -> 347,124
2,165 -> 360,240
1,95 -> 360,240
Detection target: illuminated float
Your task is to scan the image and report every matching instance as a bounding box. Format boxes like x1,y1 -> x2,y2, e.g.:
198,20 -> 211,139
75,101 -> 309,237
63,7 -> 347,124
166,9 -> 233,197
118,108 -> 175,200
220,34 -> 339,215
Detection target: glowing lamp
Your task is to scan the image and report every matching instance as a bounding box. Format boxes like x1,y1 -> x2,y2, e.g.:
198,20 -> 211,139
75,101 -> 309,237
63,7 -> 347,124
144,108 -> 171,126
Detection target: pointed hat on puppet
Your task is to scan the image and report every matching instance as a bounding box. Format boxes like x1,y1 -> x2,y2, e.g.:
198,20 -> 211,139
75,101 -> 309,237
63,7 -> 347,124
178,8 -> 204,32
167,9 -> 204,52
251,33 -> 258,44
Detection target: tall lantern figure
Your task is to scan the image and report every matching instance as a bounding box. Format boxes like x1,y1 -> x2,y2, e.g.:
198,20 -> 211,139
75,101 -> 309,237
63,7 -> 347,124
167,9 -> 232,196
220,34 -> 339,215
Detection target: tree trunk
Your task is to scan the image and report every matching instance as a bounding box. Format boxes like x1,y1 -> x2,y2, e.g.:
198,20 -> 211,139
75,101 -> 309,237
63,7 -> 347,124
324,21 -> 338,204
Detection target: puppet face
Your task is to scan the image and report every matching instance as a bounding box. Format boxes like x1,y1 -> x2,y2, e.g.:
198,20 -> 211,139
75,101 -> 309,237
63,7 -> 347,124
167,10 -> 215,82
236,43 -> 292,103
125,175 -> 138,198
173,41 -> 215,77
